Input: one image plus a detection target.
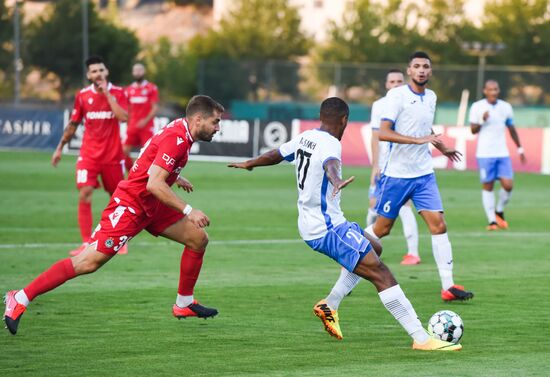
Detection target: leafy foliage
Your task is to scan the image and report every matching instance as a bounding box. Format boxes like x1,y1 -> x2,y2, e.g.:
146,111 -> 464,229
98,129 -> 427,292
24,0 -> 139,98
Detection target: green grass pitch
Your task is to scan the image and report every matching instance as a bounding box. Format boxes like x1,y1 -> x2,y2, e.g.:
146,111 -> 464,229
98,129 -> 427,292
1,150 -> 549,376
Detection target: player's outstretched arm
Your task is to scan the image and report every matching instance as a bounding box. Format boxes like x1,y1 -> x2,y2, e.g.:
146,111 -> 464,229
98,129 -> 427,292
228,149 -> 284,171
324,159 -> 355,197
147,165 -> 209,228
52,121 -> 79,167
379,120 -> 439,145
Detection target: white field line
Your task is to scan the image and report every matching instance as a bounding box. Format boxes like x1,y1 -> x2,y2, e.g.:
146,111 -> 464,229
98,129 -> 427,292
0,232 -> 549,250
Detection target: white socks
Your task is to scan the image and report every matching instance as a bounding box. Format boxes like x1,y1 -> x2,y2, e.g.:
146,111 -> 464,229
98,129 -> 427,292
364,224 -> 379,240
399,205 -> 419,256
482,190 -> 496,223
325,225 -> 381,310
496,188 -> 512,213
431,233 -> 454,290
366,209 -> 378,227
326,268 -> 361,310
15,290 -> 29,307
176,294 -> 193,308
379,285 -> 430,344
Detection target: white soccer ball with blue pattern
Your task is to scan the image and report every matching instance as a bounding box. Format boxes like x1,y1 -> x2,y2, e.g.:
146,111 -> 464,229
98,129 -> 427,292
427,310 -> 464,343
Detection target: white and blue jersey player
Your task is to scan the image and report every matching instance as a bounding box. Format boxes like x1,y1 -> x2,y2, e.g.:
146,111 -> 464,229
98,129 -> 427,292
228,97 -> 462,350
367,69 -> 420,265
375,52 -> 473,302
469,80 -> 525,230
317,53 -> 473,315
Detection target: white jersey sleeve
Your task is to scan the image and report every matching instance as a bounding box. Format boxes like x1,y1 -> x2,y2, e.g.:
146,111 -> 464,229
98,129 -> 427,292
318,137 -> 341,166
468,102 -> 481,125
278,137 -> 299,162
371,96 -> 391,170
370,98 -> 383,130
380,88 -> 403,123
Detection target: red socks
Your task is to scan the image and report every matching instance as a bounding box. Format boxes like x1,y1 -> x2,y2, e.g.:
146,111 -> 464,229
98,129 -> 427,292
178,248 -> 205,295
23,258 -> 76,301
78,201 -> 92,242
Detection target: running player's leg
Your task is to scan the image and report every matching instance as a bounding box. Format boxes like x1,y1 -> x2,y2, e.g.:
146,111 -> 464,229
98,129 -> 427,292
319,176 -> 407,318
495,157 -> 514,229
399,201 -> 420,264
123,129 -> 140,172
478,157 -> 498,230
413,174 -> 473,301
353,241 -> 460,350
366,185 -> 378,227
74,159 -> 101,256
4,242 -> 113,335
150,207 -> 218,319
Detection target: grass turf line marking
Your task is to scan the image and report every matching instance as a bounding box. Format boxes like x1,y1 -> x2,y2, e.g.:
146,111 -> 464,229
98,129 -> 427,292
1,232 -> 550,250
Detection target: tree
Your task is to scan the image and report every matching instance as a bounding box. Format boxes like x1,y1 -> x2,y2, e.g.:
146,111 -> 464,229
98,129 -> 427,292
188,0 -> 311,103
0,0 -> 14,99
142,37 -> 198,107
24,0 -> 139,98
481,0 -> 550,66
0,0 -> 13,69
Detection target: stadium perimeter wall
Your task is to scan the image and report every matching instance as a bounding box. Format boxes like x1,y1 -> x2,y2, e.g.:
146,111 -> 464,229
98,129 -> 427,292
1,107 -> 549,174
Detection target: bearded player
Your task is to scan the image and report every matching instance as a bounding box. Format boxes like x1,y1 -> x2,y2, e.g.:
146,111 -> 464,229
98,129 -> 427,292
52,55 -> 129,256
4,95 -> 223,335
123,63 -> 159,172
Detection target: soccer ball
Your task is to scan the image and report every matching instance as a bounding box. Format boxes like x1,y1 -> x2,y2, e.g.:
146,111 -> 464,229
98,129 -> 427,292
427,310 -> 464,343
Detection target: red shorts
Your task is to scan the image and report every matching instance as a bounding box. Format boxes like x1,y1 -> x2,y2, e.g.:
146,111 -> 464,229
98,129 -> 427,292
76,158 -> 125,194
90,192 -> 184,255
125,125 -> 154,148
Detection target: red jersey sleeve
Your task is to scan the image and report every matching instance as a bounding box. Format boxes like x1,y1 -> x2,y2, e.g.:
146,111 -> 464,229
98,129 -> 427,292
150,85 -> 159,104
152,134 -> 187,173
70,91 -> 83,124
113,88 -> 129,111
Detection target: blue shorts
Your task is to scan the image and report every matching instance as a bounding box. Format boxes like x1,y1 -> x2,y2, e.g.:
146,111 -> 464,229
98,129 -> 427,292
305,221 -> 372,272
477,157 -> 513,183
375,173 -> 443,219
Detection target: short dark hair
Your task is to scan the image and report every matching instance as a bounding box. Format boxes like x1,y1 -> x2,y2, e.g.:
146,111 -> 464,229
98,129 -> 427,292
85,55 -> 105,68
408,51 -> 431,63
387,68 -> 403,75
186,95 -> 225,118
320,97 -> 349,124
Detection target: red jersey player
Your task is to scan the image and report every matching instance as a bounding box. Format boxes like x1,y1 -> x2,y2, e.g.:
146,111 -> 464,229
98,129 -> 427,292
51,55 -> 129,256
4,95 -> 224,335
123,63 -> 159,171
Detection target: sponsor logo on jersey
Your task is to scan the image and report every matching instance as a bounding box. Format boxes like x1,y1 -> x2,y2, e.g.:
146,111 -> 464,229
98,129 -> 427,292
109,205 -> 127,228
162,153 -> 176,166
105,238 -> 114,248
130,96 -> 148,104
87,111 -> 115,120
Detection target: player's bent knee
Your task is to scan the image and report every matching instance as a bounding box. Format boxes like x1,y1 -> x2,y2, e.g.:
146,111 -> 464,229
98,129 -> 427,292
186,231 -> 209,251
78,187 -> 94,202
430,222 -> 447,234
